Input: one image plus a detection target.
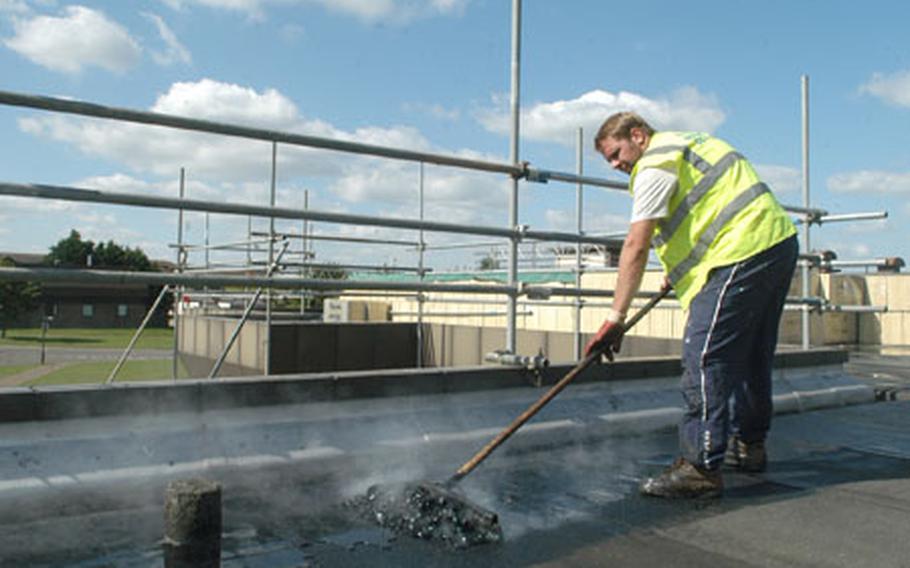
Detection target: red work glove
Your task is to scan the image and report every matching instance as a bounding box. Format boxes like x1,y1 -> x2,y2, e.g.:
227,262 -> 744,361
584,309 -> 626,362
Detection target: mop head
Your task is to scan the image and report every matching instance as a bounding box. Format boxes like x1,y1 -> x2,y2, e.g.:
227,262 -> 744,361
353,481 -> 503,548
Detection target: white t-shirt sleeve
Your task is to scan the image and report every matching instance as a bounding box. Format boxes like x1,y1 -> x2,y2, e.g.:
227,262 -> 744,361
630,167 -> 677,223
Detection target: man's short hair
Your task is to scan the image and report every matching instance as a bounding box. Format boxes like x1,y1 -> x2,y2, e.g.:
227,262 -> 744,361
594,112 -> 655,151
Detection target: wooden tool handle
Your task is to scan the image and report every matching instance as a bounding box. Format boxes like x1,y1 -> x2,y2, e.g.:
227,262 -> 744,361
450,285 -> 672,483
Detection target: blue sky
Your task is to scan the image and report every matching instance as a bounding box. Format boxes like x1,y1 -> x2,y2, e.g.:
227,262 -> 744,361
1,0 -> 908,272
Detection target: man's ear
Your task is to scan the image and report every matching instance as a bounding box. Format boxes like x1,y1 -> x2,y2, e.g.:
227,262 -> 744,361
630,127 -> 647,147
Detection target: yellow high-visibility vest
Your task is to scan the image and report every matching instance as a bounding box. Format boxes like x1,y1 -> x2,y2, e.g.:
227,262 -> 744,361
629,131 -> 797,309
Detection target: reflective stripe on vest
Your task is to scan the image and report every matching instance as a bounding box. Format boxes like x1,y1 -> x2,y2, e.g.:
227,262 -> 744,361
652,150 -> 744,248
629,131 -> 797,308
667,182 -> 769,284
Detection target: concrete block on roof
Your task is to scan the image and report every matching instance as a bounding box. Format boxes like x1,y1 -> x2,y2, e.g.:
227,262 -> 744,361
779,311 -> 805,345
878,312 -> 909,346
884,274 -> 910,310
239,320 -> 259,369
865,275 -> 890,306
857,312 -> 882,345
819,312 -> 856,344
825,274 -> 869,305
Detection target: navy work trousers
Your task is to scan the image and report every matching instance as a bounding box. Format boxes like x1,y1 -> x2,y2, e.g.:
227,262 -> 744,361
679,235 -> 798,470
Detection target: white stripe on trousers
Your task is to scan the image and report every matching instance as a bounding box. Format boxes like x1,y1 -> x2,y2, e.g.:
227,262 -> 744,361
698,262 -> 741,464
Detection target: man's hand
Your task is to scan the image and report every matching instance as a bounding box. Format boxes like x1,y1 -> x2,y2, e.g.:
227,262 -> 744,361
584,309 -> 626,361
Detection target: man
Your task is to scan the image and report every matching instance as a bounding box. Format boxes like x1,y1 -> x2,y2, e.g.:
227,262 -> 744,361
586,111 -> 798,498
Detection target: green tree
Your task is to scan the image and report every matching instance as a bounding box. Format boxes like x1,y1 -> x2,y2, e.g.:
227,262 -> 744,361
478,255 -> 500,270
44,230 -> 153,271
0,258 -> 41,338
45,229 -> 93,268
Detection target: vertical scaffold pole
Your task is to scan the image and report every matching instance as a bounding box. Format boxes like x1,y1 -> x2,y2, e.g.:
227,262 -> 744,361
574,127 -> 584,360
301,189 -> 309,316
172,167 -> 185,380
417,162 -> 425,368
801,75 -> 811,350
266,140 -> 277,374
506,0 -> 522,355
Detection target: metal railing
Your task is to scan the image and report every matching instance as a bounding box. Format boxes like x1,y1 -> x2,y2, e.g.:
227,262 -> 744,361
0,70 -> 893,380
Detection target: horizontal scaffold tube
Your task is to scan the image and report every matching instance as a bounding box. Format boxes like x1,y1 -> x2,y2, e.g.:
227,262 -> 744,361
0,90 -> 520,177
0,266 -> 631,300
0,89 -> 623,191
1,267 -> 831,307
0,182 -> 623,246
1,90 -> 829,207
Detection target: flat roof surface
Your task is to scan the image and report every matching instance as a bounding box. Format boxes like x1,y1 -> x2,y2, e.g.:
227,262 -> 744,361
0,351 -> 908,567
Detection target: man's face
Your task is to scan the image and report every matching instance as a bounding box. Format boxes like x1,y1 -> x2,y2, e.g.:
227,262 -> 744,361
598,128 -> 648,174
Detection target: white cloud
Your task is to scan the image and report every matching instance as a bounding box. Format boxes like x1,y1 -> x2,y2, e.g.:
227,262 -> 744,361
828,170 -> 910,194
754,164 -> 801,194
152,79 -> 298,126
18,79 -> 350,180
330,160 -> 508,224
72,173 -> 223,201
143,12 -> 192,66
4,6 -> 141,74
309,0 -> 468,23
477,87 -> 726,146
160,0 -> 469,24
544,207 -> 628,236
860,70 -> 910,108
0,0 -> 29,14
18,79 -> 500,225
403,102 -> 460,121
162,0 -> 264,16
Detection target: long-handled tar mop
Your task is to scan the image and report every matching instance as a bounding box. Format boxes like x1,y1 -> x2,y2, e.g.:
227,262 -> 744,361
360,285 -> 672,547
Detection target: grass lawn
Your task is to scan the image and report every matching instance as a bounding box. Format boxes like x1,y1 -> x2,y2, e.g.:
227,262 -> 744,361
25,359 -> 189,386
0,364 -> 38,378
0,327 -> 174,350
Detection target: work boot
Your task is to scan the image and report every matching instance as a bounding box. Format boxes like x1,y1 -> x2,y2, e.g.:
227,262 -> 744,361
639,457 -> 723,499
723,436 -> 767,473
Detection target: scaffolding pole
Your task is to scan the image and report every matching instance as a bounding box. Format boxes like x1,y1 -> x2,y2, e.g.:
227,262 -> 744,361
417,162 -> 426,368
574,126 -> 584,360
106,285 -> 172,384
0,182 -> 622,246
172,167 -> 185,380
209,240 -> 289,379
801,74 -> 811,350
506,0 -> 522,355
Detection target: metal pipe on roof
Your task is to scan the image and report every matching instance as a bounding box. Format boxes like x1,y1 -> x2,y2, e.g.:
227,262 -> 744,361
816,211 -> 888,224
801,74 -> 812,350
106,285 -> 172,384
417,162 -> 426,369
173,168 -> 185,381
574,126 -> 585,360
505,0 -> 522,356
821,304 -> 887,313
0,182 -> 619,246
0,89 -> 839,202
0,266 -> 671,302
0,89 -> 522,177
248,260 -> 426,273
392,310 -> 533,318
209,240 -> 289,379
250,230 -> 418,247
826,259 -> 900,269
265,141 -> 278,376
783,203 -> 828,219
0,266 -> 517,294
179,238 -> 274,251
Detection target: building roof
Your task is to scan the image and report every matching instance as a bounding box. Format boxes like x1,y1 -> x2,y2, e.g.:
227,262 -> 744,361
0,251 -> 45,267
